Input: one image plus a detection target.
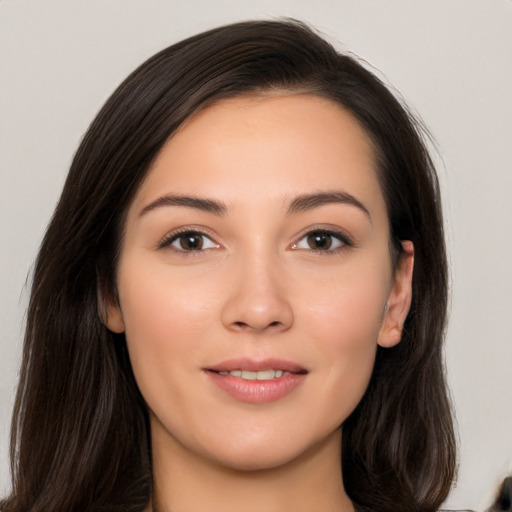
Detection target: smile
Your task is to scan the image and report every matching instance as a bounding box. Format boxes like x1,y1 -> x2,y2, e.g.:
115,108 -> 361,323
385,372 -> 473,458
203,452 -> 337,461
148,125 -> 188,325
205,359 -> 307,404
217,369 -> 290,380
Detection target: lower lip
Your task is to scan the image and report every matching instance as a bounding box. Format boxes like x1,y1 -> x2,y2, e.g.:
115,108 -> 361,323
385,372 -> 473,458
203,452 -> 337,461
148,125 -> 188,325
206,371 -> 306,404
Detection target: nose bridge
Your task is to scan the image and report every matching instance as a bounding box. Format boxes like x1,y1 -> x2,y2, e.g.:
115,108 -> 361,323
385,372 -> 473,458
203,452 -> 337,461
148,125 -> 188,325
221,244 -> 294,333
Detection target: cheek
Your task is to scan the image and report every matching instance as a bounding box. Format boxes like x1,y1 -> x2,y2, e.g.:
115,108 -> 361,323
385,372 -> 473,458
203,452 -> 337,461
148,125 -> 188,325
298,261 -> 388,415
118,254 -> 220,334
116,257 -> 220,395
302,257 -> 388,347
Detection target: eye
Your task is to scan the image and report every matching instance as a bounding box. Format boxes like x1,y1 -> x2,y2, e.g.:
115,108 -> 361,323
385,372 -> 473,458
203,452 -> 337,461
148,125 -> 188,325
292,229 -> 352,252
159,230 -> 219,252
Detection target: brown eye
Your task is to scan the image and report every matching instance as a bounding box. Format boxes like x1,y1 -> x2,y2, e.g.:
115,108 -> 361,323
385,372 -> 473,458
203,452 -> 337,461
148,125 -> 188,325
179,233 -> 204,250
161,230 -> 219,252
292,229 -> 351,252
306,232 -> 333,250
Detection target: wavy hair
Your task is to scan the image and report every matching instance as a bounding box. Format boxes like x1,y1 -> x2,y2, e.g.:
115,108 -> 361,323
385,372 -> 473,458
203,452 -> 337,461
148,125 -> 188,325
2,19 -> 455,512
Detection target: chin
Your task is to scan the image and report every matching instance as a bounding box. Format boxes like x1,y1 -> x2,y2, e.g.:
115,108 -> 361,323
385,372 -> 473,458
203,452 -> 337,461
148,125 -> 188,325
202,427 -> 341,473
213,450 -> 296,472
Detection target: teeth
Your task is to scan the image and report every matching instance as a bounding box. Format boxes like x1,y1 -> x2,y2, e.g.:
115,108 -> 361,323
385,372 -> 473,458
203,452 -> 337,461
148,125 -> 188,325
218,369 -> 290,380
242,371 -> 258,380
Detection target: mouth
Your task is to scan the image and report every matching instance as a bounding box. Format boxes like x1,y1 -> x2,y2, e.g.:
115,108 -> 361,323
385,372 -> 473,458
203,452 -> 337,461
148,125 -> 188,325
214,369 -> 295,380
205,358 -> 307,379
204,359 -> 307,403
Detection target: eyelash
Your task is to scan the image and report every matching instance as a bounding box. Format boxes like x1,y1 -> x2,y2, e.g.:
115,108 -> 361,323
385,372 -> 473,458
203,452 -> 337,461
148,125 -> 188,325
157,228 -> 220,253
157,228 -> 354,254
292,228 -> 354,254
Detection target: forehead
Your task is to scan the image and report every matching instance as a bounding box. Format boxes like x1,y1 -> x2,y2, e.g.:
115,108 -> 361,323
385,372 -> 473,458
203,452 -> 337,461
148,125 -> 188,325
132,93 -> 385,217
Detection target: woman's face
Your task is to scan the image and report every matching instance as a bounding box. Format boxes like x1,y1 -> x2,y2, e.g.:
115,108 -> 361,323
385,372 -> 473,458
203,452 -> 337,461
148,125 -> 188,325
105,94 -> 413,471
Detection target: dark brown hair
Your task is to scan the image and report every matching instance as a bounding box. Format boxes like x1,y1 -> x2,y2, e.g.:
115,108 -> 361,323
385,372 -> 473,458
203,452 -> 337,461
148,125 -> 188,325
2,19 -> 455,512
490,477 -> 512,512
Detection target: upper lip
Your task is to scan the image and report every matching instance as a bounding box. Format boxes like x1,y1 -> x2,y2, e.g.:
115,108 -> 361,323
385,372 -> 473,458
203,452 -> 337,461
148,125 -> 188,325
205,357 -> 307,374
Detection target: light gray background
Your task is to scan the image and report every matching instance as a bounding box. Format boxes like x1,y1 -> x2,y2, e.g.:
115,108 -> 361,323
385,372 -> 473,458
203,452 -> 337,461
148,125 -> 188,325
1,1 -> 511,509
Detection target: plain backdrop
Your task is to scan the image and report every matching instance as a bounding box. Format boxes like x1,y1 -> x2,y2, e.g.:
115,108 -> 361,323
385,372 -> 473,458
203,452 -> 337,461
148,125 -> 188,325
1,1 -> 511,510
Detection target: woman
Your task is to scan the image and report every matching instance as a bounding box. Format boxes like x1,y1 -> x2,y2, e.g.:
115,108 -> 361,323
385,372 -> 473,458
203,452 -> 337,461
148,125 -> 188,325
1,20 -> 456,512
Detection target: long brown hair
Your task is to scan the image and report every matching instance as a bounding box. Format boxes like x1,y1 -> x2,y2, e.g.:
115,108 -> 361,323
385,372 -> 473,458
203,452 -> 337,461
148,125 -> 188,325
2,19 -> 455,512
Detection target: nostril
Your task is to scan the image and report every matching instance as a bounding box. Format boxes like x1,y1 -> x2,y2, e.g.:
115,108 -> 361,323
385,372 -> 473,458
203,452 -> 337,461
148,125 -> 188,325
231,320 -> 283,331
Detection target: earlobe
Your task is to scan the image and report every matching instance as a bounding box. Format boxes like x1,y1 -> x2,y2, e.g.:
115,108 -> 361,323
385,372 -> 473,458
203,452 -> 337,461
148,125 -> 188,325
98,290 -> 125,334
377,240 -> 414,348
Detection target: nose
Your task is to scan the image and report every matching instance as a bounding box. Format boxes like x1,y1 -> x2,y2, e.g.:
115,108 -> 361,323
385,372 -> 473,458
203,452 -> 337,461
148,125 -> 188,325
220,254 -> 294,334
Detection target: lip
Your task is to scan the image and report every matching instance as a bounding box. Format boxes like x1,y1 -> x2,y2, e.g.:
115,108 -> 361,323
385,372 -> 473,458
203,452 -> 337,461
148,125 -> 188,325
205,357 -> 307,374
204,358 -> 307,404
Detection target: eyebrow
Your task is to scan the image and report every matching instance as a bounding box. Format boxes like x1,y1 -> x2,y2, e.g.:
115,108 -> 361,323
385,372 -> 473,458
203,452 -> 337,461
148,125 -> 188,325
287,191 -> 371,220
139,190 -> 370,220
139,194 -> 228,217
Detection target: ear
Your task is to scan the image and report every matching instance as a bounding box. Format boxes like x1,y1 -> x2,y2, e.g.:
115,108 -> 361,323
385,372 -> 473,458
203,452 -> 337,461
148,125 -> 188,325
377,240 -> 414,348
98,289 -> 125,334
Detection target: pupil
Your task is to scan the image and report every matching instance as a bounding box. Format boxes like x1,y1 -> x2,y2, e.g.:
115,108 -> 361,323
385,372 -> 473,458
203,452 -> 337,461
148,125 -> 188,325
308,232 -> 331,250
181,234 -> 203,250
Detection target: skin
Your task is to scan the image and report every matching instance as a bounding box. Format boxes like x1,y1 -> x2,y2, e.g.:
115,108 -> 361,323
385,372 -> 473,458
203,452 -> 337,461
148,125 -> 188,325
105,94 -> 413,512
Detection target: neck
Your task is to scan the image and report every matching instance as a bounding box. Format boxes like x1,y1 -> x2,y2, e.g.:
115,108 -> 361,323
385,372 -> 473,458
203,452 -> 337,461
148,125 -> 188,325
148,425 -> 354,512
